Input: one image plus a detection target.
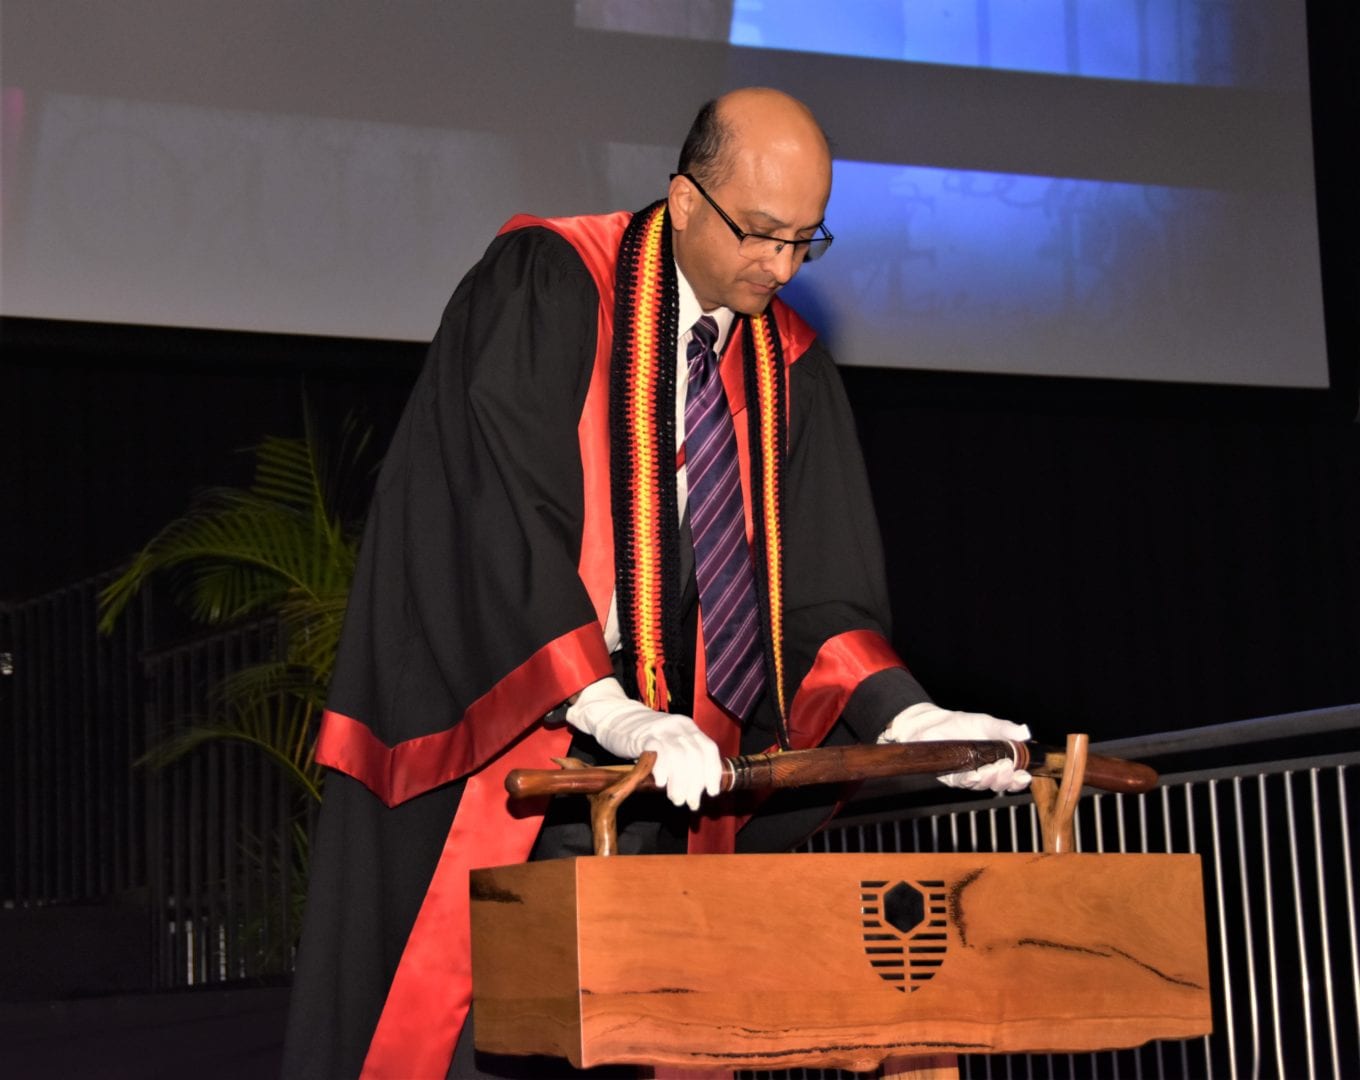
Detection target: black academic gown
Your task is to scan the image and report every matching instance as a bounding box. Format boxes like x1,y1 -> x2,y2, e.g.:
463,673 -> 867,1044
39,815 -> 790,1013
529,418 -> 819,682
282,220 -> 927,1079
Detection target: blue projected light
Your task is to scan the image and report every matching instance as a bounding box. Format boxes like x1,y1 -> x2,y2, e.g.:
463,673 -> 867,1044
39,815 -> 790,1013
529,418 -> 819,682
779,158 -> 1323,385
730,0 -> 1263,86
819,161 -> 1185,327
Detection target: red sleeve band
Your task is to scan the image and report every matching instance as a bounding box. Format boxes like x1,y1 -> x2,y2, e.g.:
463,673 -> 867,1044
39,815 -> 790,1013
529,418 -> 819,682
316,622 -> 612,807
786,628 -> 907,748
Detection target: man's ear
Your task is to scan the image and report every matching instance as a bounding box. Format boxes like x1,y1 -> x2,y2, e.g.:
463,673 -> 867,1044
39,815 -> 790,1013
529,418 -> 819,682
668,173 -> 695,231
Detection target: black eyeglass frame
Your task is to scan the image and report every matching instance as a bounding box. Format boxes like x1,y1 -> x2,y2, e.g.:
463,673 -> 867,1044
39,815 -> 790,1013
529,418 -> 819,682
672,172 -> 834,262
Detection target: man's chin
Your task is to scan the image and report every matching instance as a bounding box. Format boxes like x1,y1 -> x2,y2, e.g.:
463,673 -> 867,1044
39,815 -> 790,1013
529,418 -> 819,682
731,288 -> 777,316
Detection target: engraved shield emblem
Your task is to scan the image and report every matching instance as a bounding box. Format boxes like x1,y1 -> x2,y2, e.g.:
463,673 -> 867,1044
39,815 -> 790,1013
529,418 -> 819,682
860,879 -> 949,992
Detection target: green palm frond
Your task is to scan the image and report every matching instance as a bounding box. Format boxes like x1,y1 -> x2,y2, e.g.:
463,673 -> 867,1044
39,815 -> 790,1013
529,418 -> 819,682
211,661 -> 327,717
279,594 -> 351,684
138,716 -> 323,804
99,401 -> 376,812
100,408 -> 367,625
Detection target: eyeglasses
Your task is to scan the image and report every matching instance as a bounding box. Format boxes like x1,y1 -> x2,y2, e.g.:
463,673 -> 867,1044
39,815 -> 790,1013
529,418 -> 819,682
674,172 -> 834,263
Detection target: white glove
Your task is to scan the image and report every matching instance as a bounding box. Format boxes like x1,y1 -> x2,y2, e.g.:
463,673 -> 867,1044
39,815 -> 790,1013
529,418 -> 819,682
877,702 -> 1032,793
565,677 -> 723,811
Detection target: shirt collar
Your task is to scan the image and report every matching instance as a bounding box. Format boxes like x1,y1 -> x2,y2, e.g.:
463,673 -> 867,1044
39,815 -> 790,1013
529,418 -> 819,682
676,261 -> 736,355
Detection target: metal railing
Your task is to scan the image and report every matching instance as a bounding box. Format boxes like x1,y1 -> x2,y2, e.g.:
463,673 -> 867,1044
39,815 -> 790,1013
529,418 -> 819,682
2,578 -> 305,991
1,576 -> 152,907
140,620 -> 304,987
759,706 -> 1360,1080
5,575 -> 1358,1076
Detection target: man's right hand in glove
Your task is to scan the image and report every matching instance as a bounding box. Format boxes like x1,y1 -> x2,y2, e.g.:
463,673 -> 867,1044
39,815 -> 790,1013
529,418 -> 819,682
565,677 -> 723,812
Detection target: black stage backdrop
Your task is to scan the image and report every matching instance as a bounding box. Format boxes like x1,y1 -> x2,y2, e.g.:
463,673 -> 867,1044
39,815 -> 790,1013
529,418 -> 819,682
4,316 -> 1357,745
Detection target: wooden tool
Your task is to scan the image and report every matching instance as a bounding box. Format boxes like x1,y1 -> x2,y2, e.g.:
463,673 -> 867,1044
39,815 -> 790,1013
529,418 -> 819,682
505,738 -> 1155,799
505,737 -> 1152,856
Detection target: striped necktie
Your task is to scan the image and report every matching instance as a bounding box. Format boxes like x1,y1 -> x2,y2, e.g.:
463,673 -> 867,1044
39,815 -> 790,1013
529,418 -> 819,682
683,315 -> 766,720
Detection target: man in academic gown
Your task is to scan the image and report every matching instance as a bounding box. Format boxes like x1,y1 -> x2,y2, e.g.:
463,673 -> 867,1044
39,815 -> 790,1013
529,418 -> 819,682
282,87 -> 1031,1079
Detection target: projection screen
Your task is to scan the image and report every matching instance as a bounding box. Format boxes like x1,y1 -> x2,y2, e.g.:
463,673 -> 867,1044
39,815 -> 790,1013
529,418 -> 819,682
0,1 -> 1332,389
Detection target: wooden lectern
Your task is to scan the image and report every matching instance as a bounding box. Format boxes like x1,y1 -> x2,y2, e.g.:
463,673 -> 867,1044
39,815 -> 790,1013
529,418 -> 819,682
470,737 -> 1212,1074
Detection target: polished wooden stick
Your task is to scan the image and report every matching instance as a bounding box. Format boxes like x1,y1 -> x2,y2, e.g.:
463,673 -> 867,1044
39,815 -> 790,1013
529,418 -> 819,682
503,739 -> 1157,799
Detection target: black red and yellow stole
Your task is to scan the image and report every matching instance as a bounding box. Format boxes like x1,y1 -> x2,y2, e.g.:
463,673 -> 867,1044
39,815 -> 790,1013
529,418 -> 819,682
609,200 -> 791,745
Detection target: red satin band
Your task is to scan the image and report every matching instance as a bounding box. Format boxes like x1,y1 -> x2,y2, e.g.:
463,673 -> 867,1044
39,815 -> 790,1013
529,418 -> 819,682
688,609 -> 741,854
786,629 -> 907,748
511,213 -> 626,628
315,623 -> 611,807
358,214 -> 633,1077
358,723 -> 574,1079
499,210 -> 632,277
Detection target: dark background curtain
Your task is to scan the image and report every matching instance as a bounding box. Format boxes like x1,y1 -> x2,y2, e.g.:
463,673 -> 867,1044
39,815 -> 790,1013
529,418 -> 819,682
5,316 -> 1356,744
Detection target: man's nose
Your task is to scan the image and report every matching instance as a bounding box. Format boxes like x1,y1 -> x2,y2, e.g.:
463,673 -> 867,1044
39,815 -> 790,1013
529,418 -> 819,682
763,243 -> 801,284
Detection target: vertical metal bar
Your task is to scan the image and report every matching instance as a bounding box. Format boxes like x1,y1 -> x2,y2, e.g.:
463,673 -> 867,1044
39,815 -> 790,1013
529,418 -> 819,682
114,590 -> 129,894
241,727 -> 257,976
101,585 -> 115,897
24,601 -> 39,904
36,597 -> 53,901
1177,782 -> 1198,1079
92,580 -> 106,896
149,645 -> 168,987
49,589 -> 64,902
173,649 -> 188,986
207,732 -> 222,983
61,586 -> 73,899
191,646 -> 206,985
73,585 -> 86,898
62,586 -> 76,899
86,581 -> 100,899
1337,766 -> 1360,1070
76,585 -> 89,898
279,751 -> 293,975
130,588 -> 151,900
1208,778 -> 1238,1078
1309,769 -> 1341,1079
1,603 -> 17,905
1230,775 -> 1262,1078
1115,792 -> 1144,1080
1133,789 -> 1165,1080
1096,796 -> 1116,1080
3,604 -> 17,903
1259,773 -> 1285,1079
1284,769 -> 1318,1080
224,650 -> 240,980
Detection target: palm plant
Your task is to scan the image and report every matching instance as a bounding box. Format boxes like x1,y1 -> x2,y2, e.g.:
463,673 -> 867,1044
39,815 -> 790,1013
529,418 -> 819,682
98,406 -> 373,803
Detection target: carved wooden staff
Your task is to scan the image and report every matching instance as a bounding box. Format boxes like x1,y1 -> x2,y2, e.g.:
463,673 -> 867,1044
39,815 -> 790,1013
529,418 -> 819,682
505,739 -> 1156,855
505,739 -> 1156,800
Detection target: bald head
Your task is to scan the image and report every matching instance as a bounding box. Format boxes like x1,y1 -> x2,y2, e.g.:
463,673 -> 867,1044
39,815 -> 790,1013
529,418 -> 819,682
677,87 -> 831,191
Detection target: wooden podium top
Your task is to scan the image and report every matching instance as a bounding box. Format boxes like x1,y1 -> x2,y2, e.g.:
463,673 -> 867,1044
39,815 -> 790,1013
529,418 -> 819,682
471,851 -> 1211,1072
